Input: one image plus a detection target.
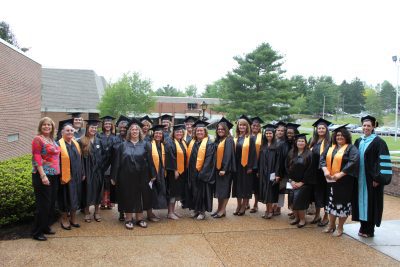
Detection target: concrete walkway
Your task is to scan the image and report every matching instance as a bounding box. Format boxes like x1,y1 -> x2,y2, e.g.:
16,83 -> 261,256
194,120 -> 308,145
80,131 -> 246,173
1,195 -> 400,266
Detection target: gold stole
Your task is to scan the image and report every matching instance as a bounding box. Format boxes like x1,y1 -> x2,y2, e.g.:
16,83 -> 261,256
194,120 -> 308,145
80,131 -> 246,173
319,140 -> 325,155
216,138 -> 226,170
186,139 -> 195,165
152,140 -> 165,176
59,138 -> 81,184
196,137 -> 208,171
255,133 -> 262,160
326,144 -> 348,175
174,139 -> 187,174
234,135 -> 250,167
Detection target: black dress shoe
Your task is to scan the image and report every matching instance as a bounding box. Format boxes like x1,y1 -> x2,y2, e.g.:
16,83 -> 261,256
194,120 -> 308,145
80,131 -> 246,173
213,213 -> 226,219
70,221 -> 80,228
61,223 -> 72,230
33,235 -> 47,241
43,229 -> 56,235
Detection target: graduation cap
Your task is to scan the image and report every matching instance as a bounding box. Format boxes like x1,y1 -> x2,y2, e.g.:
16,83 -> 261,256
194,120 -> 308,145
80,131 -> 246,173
286,123 -> 301,130
193,120 -> 210,128
294,133 -> 308,139
84,119 -> 100,126
140,115 -> 153,123
158,114 -> 173,121
172,124 -> 186,131
262,124 -> 277,130
184,116 -> 198,123
238,114 -> 252,125
150,125 -> 165,132
100,115 -> 115,121
361,115 -> 378,127
116,115 -> 130,126
331,124 -> 348,132
312,118 -> 332,127
58,119 -> 74,130
127,118 -> 144,129
250,116 -> 264,124
275,121 -> 287,127
217,117 -> 234,130
68,112 -> 83,118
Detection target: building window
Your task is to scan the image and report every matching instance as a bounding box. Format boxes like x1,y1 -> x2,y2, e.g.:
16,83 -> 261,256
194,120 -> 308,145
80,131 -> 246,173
188,103 -> 197,110
7,133 -> 19,142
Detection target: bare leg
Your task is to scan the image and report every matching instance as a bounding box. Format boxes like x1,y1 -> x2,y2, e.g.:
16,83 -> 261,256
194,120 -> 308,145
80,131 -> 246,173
298,210 -> 306,225
61,212 -> 70,227
220,198 -> 229,215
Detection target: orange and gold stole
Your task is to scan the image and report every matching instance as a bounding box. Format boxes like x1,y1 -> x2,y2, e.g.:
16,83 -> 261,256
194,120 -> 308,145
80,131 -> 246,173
234,135 -> 250,167
174,139 -> 187,174
59,138 -> 81,184
216,138 -> 226,170
152,140 -> 165,176
326,144 -> 349,175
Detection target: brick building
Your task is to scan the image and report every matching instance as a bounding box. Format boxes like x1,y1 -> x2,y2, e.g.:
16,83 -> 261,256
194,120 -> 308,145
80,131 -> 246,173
0,39 -> 42,161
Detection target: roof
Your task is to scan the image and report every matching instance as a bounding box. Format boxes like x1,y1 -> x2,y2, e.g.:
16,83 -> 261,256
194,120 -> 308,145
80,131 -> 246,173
0,38 -> 40,65
154,96 -> 220,104
41,68 -> 107,113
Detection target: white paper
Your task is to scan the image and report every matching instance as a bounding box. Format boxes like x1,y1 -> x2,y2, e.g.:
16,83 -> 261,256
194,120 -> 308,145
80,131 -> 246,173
326,178 -> 336,183
149,181 -> 153,189
270,173 -> 276,181
286,182 -> 293,189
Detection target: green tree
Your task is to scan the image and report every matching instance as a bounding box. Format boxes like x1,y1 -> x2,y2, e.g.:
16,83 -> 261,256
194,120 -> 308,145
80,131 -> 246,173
308,79 -> 338,115
185,85 -> 198,97
202,79 -> 227,98
0,21 -> 18,47
379,80 -> 396,110
365,88 -> 383,122
97,72 -> 155,117
339,78 -> 365,113
155,84 -> 185,96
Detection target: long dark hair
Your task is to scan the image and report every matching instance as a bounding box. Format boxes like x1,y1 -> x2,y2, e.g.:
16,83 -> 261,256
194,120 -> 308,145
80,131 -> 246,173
215,122 -> 232,142
332,128 -> 352,146
261,128 -> 277,149
309,123 -> 330,148
288,136 -> 311,172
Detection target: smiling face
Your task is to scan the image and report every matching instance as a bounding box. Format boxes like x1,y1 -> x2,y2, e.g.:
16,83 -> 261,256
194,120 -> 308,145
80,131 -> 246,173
142,120 -> 151,134
153,130 -> 163,142
118,122 -> 128,137
275,126 -> 285,139
238,122 -> 247,135
362,120 -> 373,136
217,124 -> 227,138
317,124 -> 327,137
265,130 -> 274,142
296,138 -> 306,150
185,120 -> 194,134
286,129 -> 295,140
173,129 -> 184,141
41,121 -> 52,136
62,125 -> 75,141
251,122 -> 261,135
103,121 -> 112,132
130,124 -> 140,140
162,120 -> 171,131
335,132 -> 346,145
73,117 -> 83,129
196,127 -> 206,140
88,125 -> 98,137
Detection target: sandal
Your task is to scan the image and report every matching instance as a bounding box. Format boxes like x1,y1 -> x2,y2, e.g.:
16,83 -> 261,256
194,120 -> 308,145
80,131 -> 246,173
323,226 -> 336,233
167,213 -> 179,220
84,214 -> 92,223
360,233 -> 374,238
311,217 -> 321,224
332,229 -> 343,237
125,221 -> 134,230
136,220 -> 148,228
290,219 -> 300,225
94,213 -> 102,222
318,220 -> 329,227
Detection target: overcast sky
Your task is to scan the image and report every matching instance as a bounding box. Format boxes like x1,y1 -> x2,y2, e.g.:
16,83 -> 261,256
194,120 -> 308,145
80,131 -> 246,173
2,0 -> 400,92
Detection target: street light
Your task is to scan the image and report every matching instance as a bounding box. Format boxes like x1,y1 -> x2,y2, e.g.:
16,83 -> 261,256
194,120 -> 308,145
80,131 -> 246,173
393,56 -> 399,142
200,101 -> 208,120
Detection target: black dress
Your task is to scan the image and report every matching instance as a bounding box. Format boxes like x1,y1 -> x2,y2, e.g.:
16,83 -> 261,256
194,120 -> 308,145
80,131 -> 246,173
98,133 -> 116,194
232,136 -> 257,199
111,140 -> 156,213
285,151 -> 314,210
79,137 -> 104,207
110,135 -> 125,204
310,141 -> 327,209
58,140 -> 82,212
150,141 -> 168,209
165,139 -> 187,200
276,139 -> 294,194
258,143 -> 281,204
214,136 -> 236,199
186,139 -> 216,212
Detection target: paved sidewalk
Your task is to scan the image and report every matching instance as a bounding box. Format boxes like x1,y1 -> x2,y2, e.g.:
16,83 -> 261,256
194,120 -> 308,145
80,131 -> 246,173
1,195 -> 400,266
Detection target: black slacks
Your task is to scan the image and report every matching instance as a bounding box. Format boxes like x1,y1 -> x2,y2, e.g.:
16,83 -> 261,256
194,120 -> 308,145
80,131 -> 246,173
360,220 -> 375,236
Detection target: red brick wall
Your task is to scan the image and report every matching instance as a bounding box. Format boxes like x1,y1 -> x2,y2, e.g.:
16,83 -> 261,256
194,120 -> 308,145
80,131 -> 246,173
0,42 -> 42,161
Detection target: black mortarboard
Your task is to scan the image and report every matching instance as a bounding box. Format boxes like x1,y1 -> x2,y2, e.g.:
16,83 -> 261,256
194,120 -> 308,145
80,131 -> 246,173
238,114 -> 252,125
58,119 -> 74,130
127,118 -> 144,129
331,124 -> 348,132
140,115 -> 153,123
217,117 -> 234,130
150,125 -> 165,132
294,133 -> 308,139
286,123 -> 301,130
158,114 -> 173,121
84,119 -> 100,126
312,118 -> 332,127
184,116 -> 198,123
361,115 -> 378,127
262,124 -> 277,130
116,115 -> 130,126
275,121 -> 287,127
193,120 -> 210,128
172,124 -> 186,131
68,112 -> 82,118
100,115 -> 115,121
251,116 -> 264,124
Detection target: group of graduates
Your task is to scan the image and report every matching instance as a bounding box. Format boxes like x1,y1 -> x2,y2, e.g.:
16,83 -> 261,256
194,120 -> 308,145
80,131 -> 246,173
31,112 -> 392,241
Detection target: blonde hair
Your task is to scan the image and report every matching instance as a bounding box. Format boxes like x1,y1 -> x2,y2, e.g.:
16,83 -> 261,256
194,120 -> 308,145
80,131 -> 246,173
80,123 -> 98,156
236,119 -> 250,137
193,126 -> 209,141
37,117 -> 56,139
126,123 -> 144,141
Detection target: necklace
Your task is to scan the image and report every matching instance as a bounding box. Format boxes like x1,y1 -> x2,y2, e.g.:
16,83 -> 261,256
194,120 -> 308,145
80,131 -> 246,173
41,135 -> 52,144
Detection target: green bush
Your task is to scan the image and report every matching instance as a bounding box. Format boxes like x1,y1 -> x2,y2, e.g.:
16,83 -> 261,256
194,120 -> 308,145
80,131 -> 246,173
0,155 -> 35,227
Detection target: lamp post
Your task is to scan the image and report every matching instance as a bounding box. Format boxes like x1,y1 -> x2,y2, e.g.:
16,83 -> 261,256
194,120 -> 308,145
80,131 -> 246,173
322,95 -> 326,119
393,56 -> 399,142
200,101 -> 208,120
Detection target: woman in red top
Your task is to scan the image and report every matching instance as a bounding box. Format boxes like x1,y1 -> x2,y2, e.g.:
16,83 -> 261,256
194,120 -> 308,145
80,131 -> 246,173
31,117 -> 61,241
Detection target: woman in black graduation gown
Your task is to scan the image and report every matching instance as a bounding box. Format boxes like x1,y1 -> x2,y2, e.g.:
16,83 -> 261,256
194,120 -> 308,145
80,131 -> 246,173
148,125 -> 168,221
258,124 -> 281,219
98,116 -> 116,210
186,120 -> 216,220
308,118 -> 331,226
353,115 -> 392,237
212,118 -> 236,218
111,119 -> 156,229
140,115 -> 153,142
165,124 -> 187,220
183,116 -> 196,145
286,134 -> 314,228
58,122 -> 83,230
79,119 -> 104,223
320,125 -> 359,237
232,116 -> 257,216
250,116 -> 263,213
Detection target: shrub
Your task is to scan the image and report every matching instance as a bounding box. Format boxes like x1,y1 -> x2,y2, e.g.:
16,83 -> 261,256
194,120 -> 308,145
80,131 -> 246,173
0,155 -> 35,227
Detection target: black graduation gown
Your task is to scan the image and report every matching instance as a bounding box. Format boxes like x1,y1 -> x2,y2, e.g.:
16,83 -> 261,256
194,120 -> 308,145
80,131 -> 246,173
74,128 -> 85,140
258,143 -> 281,204
79,137 -> 104,207
111,140 -> 156,213
165,139 -> 187,200
276,139 -> 294,193
186,139 -> 216,212
110,135 -> 125,203
285,151 -> 314,210
214,137 -> 236,199
98,132 -> 116,176
185,134 -> 193,145
310,141 -> 327,208
320,144 -> 359,205
144,135 -> 152,142
57,141 -> 82,212
352,136 -> 392,227
232,136 -> 257,199
150,142 -> 168,209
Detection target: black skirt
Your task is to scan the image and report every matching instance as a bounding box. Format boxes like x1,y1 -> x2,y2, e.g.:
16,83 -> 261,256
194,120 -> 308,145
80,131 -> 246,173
232,165 -> 253,199
292,185 -> 312,210
214,172 -> 232,199
166,170 -> 185,200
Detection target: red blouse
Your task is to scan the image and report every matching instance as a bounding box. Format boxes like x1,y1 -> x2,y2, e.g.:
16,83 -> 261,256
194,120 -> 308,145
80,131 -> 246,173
32,135 -> 61,175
